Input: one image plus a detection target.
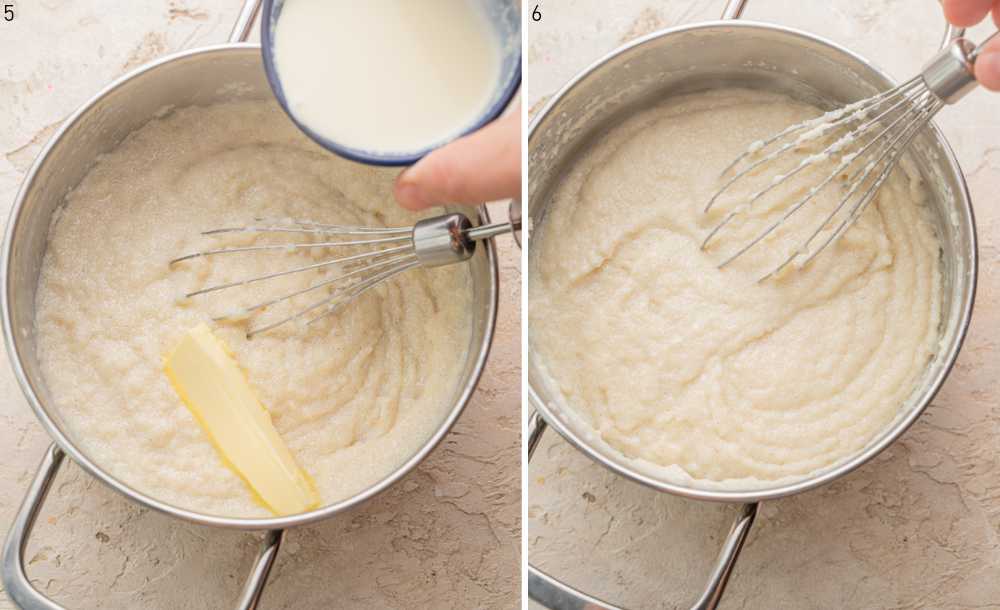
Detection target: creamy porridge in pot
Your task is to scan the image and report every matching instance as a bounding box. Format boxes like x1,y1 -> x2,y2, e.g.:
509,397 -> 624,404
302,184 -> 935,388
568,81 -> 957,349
35,101 -> 473,518
529,89 -> 942,488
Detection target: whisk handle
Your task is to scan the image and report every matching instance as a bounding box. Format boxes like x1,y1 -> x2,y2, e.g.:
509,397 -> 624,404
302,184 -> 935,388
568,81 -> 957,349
460,201 -> 523,243
969,30 -> 1000,61
465,219 -> 520,242
922,29 -> 998,104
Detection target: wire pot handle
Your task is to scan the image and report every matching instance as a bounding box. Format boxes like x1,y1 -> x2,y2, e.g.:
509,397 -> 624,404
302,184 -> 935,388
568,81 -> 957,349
526,413 -> 758,610
3,3 -> 283,610
230,0 -> 263,43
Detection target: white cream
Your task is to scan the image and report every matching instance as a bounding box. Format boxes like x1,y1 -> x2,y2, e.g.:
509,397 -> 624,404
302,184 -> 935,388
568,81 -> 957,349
273,0 -> 501,153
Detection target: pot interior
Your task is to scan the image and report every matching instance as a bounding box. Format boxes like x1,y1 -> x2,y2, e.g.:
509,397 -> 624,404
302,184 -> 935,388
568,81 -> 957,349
528,22 -> 975,502
4,46 -> 497,527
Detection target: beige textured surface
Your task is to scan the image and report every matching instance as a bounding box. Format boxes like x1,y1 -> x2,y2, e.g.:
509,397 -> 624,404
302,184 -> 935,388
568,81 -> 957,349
529,1 -> 1000,609
0,2 -> 519,608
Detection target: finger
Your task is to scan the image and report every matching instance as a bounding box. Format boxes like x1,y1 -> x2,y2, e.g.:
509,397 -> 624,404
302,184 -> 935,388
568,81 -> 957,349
994,0 -> 1000,27
942,0 -> 993,26
394,108 -> 521,211
975,38 -> 1000,90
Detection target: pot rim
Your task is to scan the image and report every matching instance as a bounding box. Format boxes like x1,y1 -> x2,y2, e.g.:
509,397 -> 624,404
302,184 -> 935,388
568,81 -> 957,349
1,42 -> 501,529
526,19 -> 978,504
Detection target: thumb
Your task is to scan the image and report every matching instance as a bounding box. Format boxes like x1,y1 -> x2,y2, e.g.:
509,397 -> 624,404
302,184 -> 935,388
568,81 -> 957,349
941,0 -> 993,26
394,107 -> 521,210
975,38 -> 1000,91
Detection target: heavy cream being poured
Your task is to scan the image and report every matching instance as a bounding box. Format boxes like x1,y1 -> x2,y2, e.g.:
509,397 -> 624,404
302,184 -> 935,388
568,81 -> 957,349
273,0 -> 502,153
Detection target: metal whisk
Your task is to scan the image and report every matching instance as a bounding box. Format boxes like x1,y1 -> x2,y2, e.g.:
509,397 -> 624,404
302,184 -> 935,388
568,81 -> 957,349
170,204 -> 520,336
702,30 -> 998,280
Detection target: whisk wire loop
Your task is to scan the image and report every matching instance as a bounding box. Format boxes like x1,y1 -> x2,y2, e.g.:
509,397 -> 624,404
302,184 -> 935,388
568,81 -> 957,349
247,257 -> 422,337
702,32 -> 996,279
183,244 -> 414,298
701,53 -> 979,279
712,86 -> 940,273
171,212 -> 517,336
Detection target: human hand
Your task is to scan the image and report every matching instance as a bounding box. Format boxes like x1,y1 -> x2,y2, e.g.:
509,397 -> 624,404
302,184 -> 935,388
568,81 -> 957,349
394,104 -> 521,211
942,0 -> 1000,90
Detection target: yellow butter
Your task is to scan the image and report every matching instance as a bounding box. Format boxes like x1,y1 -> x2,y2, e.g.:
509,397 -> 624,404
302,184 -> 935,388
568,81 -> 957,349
164,324 -> 320,516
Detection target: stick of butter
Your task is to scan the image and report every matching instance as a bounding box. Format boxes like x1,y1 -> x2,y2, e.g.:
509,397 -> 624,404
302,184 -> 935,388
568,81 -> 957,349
164,323 -> 320,516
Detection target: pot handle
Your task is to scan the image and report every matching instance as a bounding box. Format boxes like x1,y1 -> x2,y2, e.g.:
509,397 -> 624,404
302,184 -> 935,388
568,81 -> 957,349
527,413 -> 758,610
940,24 -> 966,50
2,444 -> 284,610
510,200 -> 523,249
230,0 -> 263,43
723,0 -> 966,51
720,0 -> 748,20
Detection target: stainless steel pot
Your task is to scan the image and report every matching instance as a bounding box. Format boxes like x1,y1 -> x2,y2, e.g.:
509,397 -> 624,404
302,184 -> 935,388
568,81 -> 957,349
0,2 -> 499,608
527,0 -> 977,607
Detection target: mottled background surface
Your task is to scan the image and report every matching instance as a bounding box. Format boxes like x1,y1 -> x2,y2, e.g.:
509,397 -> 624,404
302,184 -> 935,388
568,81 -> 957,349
528,1 -> 1000,609
0,2 -> 520,608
